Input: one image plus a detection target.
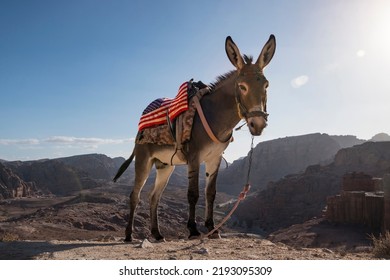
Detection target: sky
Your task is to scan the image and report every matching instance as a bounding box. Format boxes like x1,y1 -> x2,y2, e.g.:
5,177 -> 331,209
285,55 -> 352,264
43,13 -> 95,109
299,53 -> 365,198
1,0 -> 389,162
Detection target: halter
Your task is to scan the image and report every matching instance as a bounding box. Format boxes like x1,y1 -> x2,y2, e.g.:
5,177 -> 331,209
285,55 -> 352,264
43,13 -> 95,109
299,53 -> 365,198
235,90 -> 269,120
234,71 -> 269,122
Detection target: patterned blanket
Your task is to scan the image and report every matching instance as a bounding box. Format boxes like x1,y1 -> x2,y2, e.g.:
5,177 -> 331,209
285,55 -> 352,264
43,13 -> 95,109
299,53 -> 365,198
138,82 -> 189,131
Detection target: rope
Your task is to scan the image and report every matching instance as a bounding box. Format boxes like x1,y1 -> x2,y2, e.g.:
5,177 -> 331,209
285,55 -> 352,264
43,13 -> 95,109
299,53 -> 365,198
203,184 -> 251,238
246,136 -> 255,185
202,136 -> 255,238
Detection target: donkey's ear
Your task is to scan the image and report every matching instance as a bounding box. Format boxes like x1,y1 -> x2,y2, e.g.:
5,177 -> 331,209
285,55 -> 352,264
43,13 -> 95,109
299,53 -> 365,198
255,34 -> 276,70
225,36 -> 244,70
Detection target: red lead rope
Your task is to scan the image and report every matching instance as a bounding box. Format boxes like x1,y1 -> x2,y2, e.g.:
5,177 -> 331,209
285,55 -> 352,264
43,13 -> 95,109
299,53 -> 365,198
203,183 -> 251,238
203,136 -> 255,239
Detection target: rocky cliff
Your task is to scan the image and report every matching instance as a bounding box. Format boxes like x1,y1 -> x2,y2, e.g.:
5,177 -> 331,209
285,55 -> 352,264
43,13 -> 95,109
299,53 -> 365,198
219,133 -> 346,194
232,142 -> 390,234
55,154 -> 125,181
0,162 -> 37,199
4,154 -> 126,196
332,141 -> 390,176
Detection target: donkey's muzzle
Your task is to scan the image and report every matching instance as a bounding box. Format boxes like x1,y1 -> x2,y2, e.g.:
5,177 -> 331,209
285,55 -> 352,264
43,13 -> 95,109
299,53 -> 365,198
247,111 -> 268,136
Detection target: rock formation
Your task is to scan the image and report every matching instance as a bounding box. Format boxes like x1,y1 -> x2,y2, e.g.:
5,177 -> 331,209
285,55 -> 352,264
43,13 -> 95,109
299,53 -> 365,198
4,157 -> 104,196
326,172 -> 384,231
232,142 -> 390,234
0,162 -> 37,199
369,132 -> 390,142
219,133 -> 344,194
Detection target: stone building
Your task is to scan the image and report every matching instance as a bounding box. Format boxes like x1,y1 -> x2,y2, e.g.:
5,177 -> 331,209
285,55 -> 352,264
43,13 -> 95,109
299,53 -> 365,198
326,172 -> 390,233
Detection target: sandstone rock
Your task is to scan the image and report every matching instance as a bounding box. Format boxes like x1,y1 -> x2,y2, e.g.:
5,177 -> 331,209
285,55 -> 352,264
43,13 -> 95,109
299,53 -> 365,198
232,142 -> 390,234
326,191 -> 384,230
369,133 -> 390,142
0,162 -> 37,199
219,133 -> 343,194
193,247 -> 209,255
138,239 -> 154,249
342,172 -> 377,192
333,142 -> 390,176
4,158 -> 101,196
383,174 -> 390,232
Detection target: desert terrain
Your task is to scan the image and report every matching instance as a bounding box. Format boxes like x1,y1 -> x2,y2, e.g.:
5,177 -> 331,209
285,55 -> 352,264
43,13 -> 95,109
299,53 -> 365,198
0,183 -> 375,260
2,134 -> 389,260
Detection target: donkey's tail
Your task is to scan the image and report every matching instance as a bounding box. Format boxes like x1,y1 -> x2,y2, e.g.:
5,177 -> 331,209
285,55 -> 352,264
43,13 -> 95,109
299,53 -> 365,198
113,150 -> 135,182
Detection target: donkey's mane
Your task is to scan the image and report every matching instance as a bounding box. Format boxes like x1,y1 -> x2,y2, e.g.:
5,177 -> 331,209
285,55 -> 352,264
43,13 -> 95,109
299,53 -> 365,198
209,70 -> 236,91
209,55 -> 253,91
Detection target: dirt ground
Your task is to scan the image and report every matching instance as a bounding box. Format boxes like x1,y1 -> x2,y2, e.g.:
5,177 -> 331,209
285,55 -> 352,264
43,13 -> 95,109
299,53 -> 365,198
0,185 -> 378,260
0,234 -> 373,260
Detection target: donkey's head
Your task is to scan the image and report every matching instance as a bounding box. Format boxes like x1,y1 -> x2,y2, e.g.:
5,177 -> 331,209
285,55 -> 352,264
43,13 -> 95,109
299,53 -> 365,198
225,35 -> 276,136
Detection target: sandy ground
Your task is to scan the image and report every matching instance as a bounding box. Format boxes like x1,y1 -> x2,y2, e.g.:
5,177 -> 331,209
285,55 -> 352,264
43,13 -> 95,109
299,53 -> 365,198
0,234 -> 374,260
0,189 -> 377,260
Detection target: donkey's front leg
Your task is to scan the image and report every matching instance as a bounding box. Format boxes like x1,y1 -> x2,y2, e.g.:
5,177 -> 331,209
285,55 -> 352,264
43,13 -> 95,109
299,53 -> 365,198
187,161 -> 201,239
205,156 -> 222,238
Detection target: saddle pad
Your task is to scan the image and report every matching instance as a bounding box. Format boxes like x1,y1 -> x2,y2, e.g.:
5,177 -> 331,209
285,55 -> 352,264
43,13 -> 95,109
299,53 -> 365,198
138,82 -> 189,131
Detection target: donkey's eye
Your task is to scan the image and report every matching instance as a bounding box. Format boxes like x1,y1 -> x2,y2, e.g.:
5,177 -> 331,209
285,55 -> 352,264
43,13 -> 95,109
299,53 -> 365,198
239,84 -> 247,91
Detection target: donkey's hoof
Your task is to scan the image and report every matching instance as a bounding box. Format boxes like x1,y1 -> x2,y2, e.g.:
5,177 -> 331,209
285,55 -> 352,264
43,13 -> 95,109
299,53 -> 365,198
124,236 -> 132,243
154,235 -> 166,242
151,229 -> 165,242
188,232 -> 201,240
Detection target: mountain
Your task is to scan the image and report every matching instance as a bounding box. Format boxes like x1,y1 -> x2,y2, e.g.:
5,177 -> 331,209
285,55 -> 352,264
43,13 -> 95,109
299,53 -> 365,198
330,135 -> 365,148
369,132 -> 390,142
218,133 -> 353,194
55,154 -> 125,181
232,141 -> 390,233
0,132 -> 384,199
4,154 -> 126,196
0,162 -> 37,199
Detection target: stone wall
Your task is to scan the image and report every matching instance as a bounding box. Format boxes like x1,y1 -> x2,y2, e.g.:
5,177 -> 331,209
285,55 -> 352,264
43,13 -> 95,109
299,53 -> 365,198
384,174 -> 390,232
342,172 -> 380,192
326,172 -> 386,232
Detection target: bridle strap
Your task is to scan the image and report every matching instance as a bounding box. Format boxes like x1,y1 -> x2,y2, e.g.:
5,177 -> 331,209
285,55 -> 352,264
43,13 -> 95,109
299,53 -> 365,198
235,87 -> 269,121
193,95 -> 232,144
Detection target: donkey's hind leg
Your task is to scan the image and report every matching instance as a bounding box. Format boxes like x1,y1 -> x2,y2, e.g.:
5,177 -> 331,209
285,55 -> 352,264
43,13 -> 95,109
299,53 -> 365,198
125,154 -> 153,242
149,160 -> 175,241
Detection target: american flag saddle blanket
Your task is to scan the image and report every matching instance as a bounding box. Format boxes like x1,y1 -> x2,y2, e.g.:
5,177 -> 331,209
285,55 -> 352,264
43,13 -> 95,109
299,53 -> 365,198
136,80 -> 209,146
138,81 -> 190,131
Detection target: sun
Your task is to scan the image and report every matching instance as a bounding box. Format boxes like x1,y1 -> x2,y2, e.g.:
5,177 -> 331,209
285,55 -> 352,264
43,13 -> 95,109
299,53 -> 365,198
366,2 -> 390,57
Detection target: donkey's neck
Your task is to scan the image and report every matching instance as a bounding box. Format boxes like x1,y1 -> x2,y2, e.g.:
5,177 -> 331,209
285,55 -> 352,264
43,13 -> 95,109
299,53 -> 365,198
202,71 -> 242,142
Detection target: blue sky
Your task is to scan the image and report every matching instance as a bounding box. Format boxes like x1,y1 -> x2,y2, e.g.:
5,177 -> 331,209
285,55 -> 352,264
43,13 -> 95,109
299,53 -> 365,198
1,0 -> 389,161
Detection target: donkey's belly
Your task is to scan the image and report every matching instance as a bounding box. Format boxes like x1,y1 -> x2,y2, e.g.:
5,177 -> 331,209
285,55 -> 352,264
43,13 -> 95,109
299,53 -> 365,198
152,146 -> 188,166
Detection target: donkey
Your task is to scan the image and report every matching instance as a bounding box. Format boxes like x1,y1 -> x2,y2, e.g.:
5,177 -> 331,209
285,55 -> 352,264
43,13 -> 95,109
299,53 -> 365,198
114,35 -> 276,242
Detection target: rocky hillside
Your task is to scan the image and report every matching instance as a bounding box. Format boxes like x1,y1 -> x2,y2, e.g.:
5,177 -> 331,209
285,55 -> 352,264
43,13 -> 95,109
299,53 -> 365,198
330,135 -> 365,148
218,133 -> 363,194
0,162 -> 37,199
55,154 -> 125,181
0,133 -> 384,199
332,141 -> 390,175
3,154 -> 126,196
232,141 -> 390,233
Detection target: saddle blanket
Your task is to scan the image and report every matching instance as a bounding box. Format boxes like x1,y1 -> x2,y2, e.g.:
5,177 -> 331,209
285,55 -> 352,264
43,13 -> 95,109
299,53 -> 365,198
136,85 -> 210,147
138,82 -> 189,131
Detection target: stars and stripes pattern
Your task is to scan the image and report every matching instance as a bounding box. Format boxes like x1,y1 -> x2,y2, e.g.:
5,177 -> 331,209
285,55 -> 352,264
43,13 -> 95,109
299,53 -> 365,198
138,81 -> 189,131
